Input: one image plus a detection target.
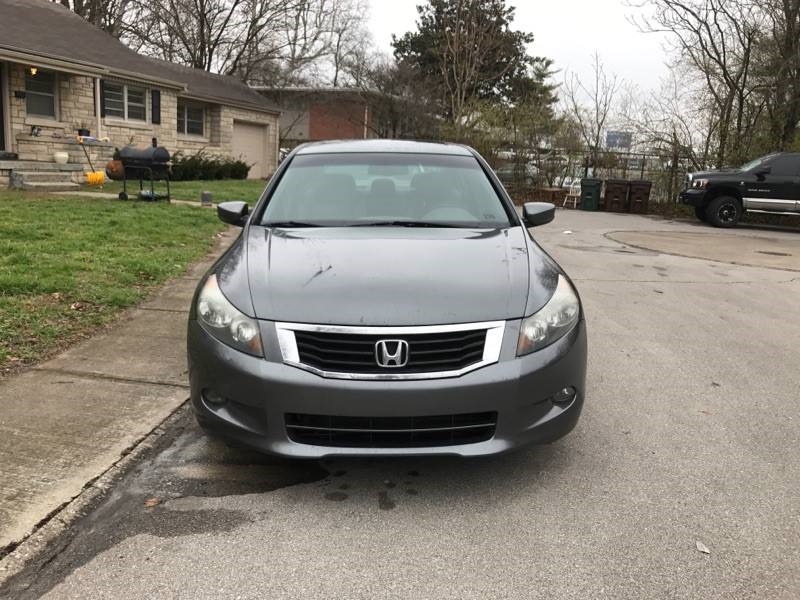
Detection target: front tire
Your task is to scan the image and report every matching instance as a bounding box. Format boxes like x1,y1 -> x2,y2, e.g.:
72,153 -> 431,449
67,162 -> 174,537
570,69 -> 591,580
694,205 -> 707,222
705,195 -> 741,228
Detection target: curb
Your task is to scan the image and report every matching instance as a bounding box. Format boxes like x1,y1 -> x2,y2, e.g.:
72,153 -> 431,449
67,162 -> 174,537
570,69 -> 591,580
0,403 -> 189,589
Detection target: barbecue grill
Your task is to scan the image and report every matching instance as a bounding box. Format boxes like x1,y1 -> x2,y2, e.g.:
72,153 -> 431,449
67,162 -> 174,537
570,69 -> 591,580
113,138 -> 171,201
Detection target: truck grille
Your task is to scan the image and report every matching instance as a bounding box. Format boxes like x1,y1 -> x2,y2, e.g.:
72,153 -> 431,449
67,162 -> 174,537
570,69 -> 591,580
285,412 -> 497,447
293,329 -> 487,374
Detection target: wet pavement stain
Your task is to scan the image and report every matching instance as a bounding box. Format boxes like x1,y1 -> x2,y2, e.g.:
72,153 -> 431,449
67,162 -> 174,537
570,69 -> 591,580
378,491 -> 396,510
0,412 -> 330,600
324,492 -> 348,502
338,483 -> 351,490
405,489 -> 419,496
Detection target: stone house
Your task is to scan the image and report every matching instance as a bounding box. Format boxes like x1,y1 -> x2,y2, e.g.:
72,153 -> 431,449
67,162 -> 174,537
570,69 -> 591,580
0,0 -> 280,189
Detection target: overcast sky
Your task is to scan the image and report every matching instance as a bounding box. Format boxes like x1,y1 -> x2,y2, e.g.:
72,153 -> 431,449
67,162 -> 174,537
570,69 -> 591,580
367,0 -> 670,93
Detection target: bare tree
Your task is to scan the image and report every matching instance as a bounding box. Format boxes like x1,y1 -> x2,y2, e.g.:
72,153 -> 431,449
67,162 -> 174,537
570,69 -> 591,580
123,0 -> 372,84
563,52 -> 622,170
55,0 -> 134,37
633,0 -> 767,166
760,0 -> 800,150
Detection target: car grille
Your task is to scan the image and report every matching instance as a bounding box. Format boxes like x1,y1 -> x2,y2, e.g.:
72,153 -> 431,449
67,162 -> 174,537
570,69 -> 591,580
285,412 -> 497,448
292,329 -> 488,374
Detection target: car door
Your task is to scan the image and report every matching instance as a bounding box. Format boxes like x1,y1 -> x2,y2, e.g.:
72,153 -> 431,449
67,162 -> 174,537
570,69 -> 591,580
743,154 -> 800,212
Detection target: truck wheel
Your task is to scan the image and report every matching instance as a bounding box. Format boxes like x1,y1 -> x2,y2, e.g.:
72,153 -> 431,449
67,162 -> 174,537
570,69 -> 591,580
705,195 -> 741,228
694,206 -> 707,222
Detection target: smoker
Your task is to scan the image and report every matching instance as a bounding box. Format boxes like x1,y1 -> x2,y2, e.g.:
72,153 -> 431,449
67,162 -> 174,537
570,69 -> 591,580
115,138 -> 171,201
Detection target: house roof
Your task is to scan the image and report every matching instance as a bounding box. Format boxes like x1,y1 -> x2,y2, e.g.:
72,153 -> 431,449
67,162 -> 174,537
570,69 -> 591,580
0,0 -> 277,114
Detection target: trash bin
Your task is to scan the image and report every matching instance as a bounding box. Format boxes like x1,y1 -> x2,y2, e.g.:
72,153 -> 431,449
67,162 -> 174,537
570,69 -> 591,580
628,180 -> 652,214
580,178 -> 602,211
604,179 -> 629,213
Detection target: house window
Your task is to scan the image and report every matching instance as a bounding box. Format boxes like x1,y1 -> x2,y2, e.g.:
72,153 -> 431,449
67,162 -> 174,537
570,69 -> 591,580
177,101 -> 205,136
102,81 -> 147,121
25,69 -> 57,118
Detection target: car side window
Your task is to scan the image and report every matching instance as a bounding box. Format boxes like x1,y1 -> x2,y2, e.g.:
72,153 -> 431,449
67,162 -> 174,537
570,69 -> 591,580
768,155 -> 800,177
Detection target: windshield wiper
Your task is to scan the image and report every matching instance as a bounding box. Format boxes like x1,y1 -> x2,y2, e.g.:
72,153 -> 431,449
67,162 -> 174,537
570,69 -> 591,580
351,220 -> 462,228
263,221 -> 323,228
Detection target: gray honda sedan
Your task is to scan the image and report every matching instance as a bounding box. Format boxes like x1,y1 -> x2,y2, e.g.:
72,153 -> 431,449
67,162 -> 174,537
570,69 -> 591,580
187,140 -> 587,457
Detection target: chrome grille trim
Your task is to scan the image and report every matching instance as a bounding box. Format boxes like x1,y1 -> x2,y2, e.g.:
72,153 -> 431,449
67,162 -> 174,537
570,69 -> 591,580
274,321 -> 506,380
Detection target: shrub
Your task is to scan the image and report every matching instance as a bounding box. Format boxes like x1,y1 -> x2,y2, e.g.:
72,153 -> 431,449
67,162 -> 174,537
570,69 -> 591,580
170,150 -> 251,181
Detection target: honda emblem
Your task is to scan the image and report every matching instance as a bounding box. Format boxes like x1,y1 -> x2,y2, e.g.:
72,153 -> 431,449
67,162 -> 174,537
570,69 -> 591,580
374,339 -> 409,368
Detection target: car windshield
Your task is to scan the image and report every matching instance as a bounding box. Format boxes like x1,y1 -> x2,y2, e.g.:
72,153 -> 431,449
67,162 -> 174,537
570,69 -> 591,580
738,154 -> 779,171
261,153 -> 512,228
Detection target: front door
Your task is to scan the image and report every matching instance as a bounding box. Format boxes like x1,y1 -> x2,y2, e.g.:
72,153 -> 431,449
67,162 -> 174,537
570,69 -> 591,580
743,154 -> 800,212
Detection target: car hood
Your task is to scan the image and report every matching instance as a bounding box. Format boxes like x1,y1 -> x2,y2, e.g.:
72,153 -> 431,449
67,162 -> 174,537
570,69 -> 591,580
690,169 -> 741,179
238,226 -> 532,326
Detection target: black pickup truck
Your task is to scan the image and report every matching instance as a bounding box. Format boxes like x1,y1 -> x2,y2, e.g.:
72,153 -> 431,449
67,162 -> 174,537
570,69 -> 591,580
679,152 -> 800,227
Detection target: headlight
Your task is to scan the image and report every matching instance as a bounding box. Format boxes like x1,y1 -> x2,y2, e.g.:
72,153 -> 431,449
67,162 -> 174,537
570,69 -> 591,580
692,178 -> 709,189
196,274 -> 263,356
517,275 -> 580,356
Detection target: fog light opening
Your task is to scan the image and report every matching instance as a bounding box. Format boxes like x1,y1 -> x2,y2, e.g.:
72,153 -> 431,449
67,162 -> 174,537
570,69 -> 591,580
552,386 -> 577,405
203,388 -> 228,407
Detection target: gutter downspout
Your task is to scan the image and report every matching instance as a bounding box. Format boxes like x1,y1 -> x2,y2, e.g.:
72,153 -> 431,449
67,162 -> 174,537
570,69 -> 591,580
94,77 -> 102,139
363,102 -> 369,139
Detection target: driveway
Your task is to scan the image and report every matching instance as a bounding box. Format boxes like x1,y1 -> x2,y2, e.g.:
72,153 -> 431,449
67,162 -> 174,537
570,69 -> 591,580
3,211 -> 799,599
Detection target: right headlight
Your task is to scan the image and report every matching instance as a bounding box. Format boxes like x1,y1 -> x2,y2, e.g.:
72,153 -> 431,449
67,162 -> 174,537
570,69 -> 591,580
196,274 -> 263,356
517,275 -> 580,356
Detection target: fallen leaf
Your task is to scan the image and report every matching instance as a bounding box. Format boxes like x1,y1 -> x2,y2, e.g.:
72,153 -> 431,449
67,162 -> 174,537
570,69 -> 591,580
695,540 -> 711,554
562,230 -> 573,235
711,382 -> 721,387
699,410 -> 713,416
143,497 -> 161,508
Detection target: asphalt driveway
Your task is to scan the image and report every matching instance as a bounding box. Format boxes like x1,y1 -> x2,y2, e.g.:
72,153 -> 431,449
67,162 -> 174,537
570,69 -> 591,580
3,211 -> 799,599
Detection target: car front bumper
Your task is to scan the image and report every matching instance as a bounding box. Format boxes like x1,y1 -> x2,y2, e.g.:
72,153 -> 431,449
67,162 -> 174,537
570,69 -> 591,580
187,318 -> 587,458
679,188 -> 706,207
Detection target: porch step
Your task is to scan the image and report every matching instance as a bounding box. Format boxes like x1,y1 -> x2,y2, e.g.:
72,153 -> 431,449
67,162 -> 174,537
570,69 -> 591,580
0,160 -> 83,172
9,167 -> 80,192
11,171 -> 74,183
18,181 -> 81,192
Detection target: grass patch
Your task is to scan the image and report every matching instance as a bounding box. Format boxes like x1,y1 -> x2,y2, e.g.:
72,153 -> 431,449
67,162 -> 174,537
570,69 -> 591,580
89,179 -> 267,204
0,191 -> 226,375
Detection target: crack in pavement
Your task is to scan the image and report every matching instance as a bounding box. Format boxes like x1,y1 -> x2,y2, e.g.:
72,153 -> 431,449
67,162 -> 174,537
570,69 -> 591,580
31,368 -> 189,389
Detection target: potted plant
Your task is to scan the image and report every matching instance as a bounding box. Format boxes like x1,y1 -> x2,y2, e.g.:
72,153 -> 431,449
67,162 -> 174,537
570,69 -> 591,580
76,121 -> 90,137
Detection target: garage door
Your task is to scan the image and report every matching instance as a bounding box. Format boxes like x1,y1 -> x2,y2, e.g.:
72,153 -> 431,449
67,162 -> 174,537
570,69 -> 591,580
232,121 -> 270,179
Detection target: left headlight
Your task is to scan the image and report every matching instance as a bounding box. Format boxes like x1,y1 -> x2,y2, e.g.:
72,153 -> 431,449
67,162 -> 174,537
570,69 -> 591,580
517,275 -> 581,356
692,178 -> 709,189
196,274 -> 263,356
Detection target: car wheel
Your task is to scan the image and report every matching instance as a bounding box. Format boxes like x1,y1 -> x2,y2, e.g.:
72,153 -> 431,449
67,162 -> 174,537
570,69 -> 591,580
694,206 -> 707,222
705,195 -> 741,228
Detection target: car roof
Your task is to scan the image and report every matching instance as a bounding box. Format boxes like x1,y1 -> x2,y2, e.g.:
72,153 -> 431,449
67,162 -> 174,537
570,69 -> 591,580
294,139 -> 474,156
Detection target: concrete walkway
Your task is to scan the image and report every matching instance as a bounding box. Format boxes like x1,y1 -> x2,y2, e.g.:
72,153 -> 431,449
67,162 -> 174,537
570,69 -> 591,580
0,229 -> 236,553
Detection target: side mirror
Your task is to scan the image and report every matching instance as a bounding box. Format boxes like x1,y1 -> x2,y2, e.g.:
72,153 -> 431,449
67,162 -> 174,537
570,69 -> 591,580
217,201 -> 249,227
522,202 -> 555,227
755,166 -> 771,180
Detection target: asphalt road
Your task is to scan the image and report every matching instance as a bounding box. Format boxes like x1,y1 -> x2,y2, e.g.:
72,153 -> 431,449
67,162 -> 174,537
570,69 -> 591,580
3,211 -> 800,599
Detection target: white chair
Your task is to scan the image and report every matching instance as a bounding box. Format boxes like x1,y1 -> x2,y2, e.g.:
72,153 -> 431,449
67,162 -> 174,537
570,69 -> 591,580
563,179 -> 581,209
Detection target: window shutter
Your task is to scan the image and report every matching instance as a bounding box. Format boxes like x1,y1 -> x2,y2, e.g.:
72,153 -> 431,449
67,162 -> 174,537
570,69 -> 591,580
151,89 -> 161,125
99,81 -> 106,118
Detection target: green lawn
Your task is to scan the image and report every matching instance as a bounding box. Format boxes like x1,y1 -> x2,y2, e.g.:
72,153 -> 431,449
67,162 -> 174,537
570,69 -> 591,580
0,191 -> 226,375
88,179 -> 267,204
